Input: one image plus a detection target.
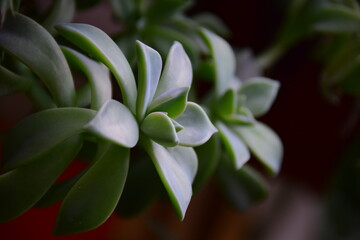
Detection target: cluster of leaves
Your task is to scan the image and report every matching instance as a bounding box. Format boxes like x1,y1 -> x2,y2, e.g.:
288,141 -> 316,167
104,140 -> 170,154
0,0 -> 283,235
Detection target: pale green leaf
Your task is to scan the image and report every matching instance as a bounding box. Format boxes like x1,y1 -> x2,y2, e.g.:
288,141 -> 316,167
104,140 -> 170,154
56,23 -> 137,112
136,41 -> 162,120
176,102 -> 217,147
167,146 -> 198,183
141,112 -> 178,147
0,136 -> 82,222
54,142 -> 129,235
84,100 -> 139,148
143,138 -> 193,219
238,77 -> 280,117
217,88 -> 237,117
62,46 -> 112,110
0,13 -> 76,106
153,42 -> 192,104
200,28 -> 235,97
234,121 -> 283,175
217,122 -> 250,169
148,87 -> 189,118
4,108 -> 96,171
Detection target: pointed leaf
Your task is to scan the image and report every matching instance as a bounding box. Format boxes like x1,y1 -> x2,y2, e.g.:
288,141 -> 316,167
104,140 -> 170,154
141,112 -> 178,147
56,23 -> 137,112
200,28 -> 235,97
175,102 -> 217,147
62,47 -> 112,110
0,65 -> 31,96
136,41 -> 162,119
238,77 -> 280,117
167,146 -> 198,183
0,136 -> 82,222
148,87 -> 189,118
143,139 -> 193,219
84,100 -> 139,148
217,122 -> 250,169
218,163 -> 269,211
234,121 -> 283,175
153,42 -> 192,101
4,108 -> 96,171
0,13 -> 76,106
54,142 -> 129,235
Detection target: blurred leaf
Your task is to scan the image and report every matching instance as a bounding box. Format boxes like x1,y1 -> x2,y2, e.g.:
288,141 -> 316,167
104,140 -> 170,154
4,108 -> 95,171
149,87 -> 189,119
235,49 -> 262,79
218,162 -> 269,211
84,100 -> 139,148
75,83 -> 91,108
42,0 -> 75,35
193,12 -> 230,37
234,121 -> 283,175
143,138 -> 193,220
0,13 -> 76,106
136,41 -> 162,119
108,0 -> 136,22
200,28 -> 235,97
193,135 -> 220,191
238,77 -> 280,117
0,64 -> 31,96
0,136 -> 82,222
312,4 -> 360,33
62,47 -> 112,110
223,107 -> 255,125
145,0 -> 192,23
141,112 -> 179,147
176,102 -> 217,147
54,142 -> 129,235
0,0 -> 20,24
217,122 -> 250,169
56,23 -> 137,112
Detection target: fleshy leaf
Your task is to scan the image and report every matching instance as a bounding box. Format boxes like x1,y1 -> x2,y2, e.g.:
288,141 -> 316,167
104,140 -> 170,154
0,136 -> 82,222
148,87 -> 189,118
54,142 -> 129,235
217,122 -> 250,169
153,42 -> 192,104
167,146 -> 198,183
0,65 -> 31,96
42,0 -> 75,35
84,100 -> 139,148
136,41 -> 162,119
200,28 -> 235,97
217,88 -> 237,117
238,77 -> 280,117
218,162 -> 269,211
62,46 -> 112,110
4,108 -> 96,171
116,154 -> 163,217
0,13 -> 76,106
234,121 -> 283,175
143,138 -> 193,219
193,13 -> 231,37
176,102 -> 217,147
56,23 -> 137,112
224,106 -> 254,125
141,112 -> 178,147
193,135 -> 220,191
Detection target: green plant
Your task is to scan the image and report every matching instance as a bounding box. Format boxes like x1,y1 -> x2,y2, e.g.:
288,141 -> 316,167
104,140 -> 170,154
0,0 -> 284,236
